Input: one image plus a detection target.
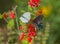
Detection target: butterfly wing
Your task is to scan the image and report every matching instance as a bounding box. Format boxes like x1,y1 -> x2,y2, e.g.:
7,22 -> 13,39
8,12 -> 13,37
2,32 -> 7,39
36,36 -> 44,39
23,12 -> 31,20
20,12 -> 31,23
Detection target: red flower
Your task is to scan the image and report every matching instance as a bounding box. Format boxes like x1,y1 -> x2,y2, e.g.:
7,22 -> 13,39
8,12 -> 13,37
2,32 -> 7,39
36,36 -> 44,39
20,32 -> 25,41
10,11 -> 16,19
29,0 -> 40,7
28,32 -> 32,37
3,13 -> 8,18
27,24 -> 36,38
31,32 -> 36,37
31,24 -> 34,27
27,24 -> 34,28
19,26 -> 23,30
27,37 -> 32,42
29,2 -> 35,7
27,24 -> 35,32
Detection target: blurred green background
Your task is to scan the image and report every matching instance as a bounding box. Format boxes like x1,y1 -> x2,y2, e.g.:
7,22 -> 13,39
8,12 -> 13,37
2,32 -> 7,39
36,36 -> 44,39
0,0 -> 60,44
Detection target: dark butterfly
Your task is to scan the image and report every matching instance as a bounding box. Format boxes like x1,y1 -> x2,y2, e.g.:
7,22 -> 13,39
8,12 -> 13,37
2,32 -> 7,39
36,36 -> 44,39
33,15 -> 44,30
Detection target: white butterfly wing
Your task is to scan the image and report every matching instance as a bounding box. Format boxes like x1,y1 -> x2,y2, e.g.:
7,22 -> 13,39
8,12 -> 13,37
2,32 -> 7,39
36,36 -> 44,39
23,12 -> 31,20
20,17 -> 28,23
20,12 -> 31,23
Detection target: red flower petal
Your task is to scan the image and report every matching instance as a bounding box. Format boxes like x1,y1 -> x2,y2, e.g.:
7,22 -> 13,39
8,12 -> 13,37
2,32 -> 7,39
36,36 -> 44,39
28,32 -> 32,37
27,37 -> 32,42
20,32 -> 25,41
29,2 -> 35,7
10,11 -> 16,19
31,32 -> 36,37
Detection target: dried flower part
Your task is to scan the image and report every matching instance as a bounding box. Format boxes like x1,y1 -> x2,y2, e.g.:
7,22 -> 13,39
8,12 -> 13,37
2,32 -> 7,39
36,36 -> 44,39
3,13 -> 8,18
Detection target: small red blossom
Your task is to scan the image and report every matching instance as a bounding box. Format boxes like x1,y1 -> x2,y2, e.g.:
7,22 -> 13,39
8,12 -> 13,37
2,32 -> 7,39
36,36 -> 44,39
20,32 -> 25,41
31,32 -> 36,37
27,24 -> 35,32
29,0 -> 40,7
19,26 -> 23,30
29,2 -> 35,7
27,37 -> 32,42
28,32 -> 32,37
10,11 -> 16,19
27,24 -> 34,28
3,13 -> 8,18
27,24 -> 36,38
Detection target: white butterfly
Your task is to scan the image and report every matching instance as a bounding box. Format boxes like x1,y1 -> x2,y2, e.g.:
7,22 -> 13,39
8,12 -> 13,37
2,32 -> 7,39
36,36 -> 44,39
20,12 -> 31,23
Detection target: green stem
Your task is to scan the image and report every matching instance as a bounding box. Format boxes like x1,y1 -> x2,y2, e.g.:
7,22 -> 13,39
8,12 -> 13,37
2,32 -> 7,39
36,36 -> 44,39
14,6 -> 19,30
4,18 -> 8,23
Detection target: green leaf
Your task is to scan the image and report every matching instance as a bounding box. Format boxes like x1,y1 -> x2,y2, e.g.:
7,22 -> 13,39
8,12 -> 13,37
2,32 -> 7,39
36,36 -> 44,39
28,5 -> 32,11
22,39 -> 28,44
0,14 -> 3,19
7,19 -> 14,30
21,10 -> 25,13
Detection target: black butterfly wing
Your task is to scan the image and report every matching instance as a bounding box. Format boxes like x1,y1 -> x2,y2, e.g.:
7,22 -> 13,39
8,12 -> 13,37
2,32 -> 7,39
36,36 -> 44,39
33,15 -> 44,30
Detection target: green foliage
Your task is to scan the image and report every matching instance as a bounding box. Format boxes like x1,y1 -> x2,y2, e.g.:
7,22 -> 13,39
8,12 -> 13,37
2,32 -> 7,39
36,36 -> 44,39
14,0 -> 29,6
46,0 -> 60,44
22,39 -> 28,44
0,0 -> 14,14
20,20 -> 27,32
28,5 -> 33,11
0,0 -> 60,44
0,14 -> 3,19
7,19 -> 14,30
8,31 -> 18,44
